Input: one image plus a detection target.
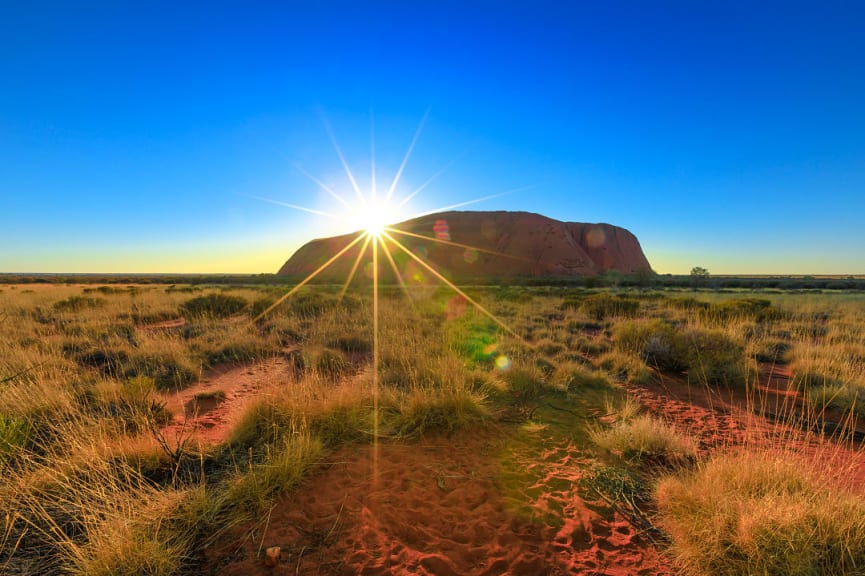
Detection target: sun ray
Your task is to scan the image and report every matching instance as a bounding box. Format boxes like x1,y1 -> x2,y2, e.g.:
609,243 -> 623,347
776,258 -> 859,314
339,233 -> 372,301
372,233 -> 380,488
384,226 -> 531,262
252,232 -> 366,323
384,109 -> 429,203
383,231 -> 530,344
414,185 -> 540,218
370,110 -> 377,203
293,164 -> 353,209
394,157 -> 458,209
319,111 -> 367,205
378,234 -> 414,303
247,195 -> 343,220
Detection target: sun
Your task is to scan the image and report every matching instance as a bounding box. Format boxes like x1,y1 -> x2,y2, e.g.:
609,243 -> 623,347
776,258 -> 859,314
352,199 -> 400,238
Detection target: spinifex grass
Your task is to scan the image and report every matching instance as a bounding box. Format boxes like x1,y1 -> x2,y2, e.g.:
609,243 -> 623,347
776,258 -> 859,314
1,283 -> 864,574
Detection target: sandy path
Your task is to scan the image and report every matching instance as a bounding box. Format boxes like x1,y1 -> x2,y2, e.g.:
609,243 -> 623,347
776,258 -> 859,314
159,356 -> 292,446
204,426 -> 671,575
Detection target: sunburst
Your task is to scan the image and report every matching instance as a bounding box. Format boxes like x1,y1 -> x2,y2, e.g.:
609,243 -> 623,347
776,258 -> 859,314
253,112 -> 535,466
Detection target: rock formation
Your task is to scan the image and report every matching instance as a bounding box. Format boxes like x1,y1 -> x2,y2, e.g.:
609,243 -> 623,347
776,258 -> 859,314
277,211 -> 652,282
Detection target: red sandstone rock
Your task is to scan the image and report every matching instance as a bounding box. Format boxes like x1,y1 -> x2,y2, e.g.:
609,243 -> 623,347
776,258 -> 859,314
277,211 -> 652,282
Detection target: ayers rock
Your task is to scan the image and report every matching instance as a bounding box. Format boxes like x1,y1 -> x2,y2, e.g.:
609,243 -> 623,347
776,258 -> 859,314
277,211 -> 652,282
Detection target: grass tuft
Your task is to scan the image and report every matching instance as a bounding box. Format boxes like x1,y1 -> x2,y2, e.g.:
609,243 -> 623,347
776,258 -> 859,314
656,452 -> 865,575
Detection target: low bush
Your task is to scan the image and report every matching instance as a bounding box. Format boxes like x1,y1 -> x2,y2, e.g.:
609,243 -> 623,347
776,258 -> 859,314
502,366 -> 549,405
53,295 -> 107,313
614,321 -> 747,387
125,353 -> 198,391
753,338 -> 792,363
327,336 -> 372,355
550,363 -> 612,391
595,351 -> 653,385
684,329 -> 748,387
0,414 -> 30,464
180,293 -> 247,318
581,293 -> 640,321
614,320 -> 688,372
314,349 -> 350,380
807,382 -> 865,418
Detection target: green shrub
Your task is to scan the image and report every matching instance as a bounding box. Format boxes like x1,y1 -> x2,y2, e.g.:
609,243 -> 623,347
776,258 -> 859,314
248,296 -> 277,319
0,414 -> 30,463
807,382 -> 865,418
615,320 -> 688,372
286,292 -> 336,318
550,363 -> 612,390
566,319 -> 603,333
327,336 -> 372,355
502,366 -> 548,404
683,329 -> 748,387
125,354 -> 198,391
53,295 -> 107,312
222,433 -> 323,516
581,293 -> 640,320
595,351 -> 653,385
180,293 -> 247,318
615,321 -> 747,387
314,349 -> 349,380
713,298 -> 778,321
753,338 -> 792,363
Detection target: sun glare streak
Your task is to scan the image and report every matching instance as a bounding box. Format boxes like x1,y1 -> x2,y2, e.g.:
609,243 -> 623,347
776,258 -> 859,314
293,164 -> 353,209
383,231 -> 530,345
372,234 -> 380,489
247,195 -> 343,220
379,235 -> 413,303
395,157 -> 459,209
370,111 -> 377,202
252,232 -> 366,323
339,233 -> 372,301
320,111 -> 367,205
415,185 -> 540,218
384,109 -> 429,203
384,226 -> 531,262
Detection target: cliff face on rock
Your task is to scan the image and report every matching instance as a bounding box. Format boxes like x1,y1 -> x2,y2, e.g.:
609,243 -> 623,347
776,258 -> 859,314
277,211 -> 652,282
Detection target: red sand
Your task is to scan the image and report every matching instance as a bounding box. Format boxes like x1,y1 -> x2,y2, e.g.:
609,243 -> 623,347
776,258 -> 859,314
160,357 -> 292,446
203,427 -> 671,575
627,363 -> 865,490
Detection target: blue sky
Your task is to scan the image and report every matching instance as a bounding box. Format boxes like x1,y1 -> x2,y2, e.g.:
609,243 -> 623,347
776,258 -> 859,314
1,1 -> 863,274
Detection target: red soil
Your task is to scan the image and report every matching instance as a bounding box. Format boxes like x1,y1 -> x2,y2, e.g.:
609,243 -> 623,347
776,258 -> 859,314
160,357 -> 293,446
203,427 -> 671,575
626,363 -> 865,490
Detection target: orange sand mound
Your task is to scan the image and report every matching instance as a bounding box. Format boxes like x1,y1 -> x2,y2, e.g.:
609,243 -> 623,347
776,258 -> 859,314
203,428 -> 671,575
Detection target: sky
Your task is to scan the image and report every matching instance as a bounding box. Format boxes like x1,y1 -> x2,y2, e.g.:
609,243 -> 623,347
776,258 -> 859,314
1,1 -> 863,275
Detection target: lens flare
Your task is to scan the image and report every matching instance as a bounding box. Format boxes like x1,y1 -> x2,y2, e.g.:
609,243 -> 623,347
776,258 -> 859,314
252,111 -> 540,507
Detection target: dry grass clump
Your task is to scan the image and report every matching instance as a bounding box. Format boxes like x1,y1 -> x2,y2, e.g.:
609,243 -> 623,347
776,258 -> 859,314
580,292 -> 640,320
591,415 -> 697,468
595,351 -> 653,385
656,451 -> 865,575
550,362 -> 613,391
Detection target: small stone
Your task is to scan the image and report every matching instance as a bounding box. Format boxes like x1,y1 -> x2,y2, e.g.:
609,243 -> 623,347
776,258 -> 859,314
263,546 -> 281,567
